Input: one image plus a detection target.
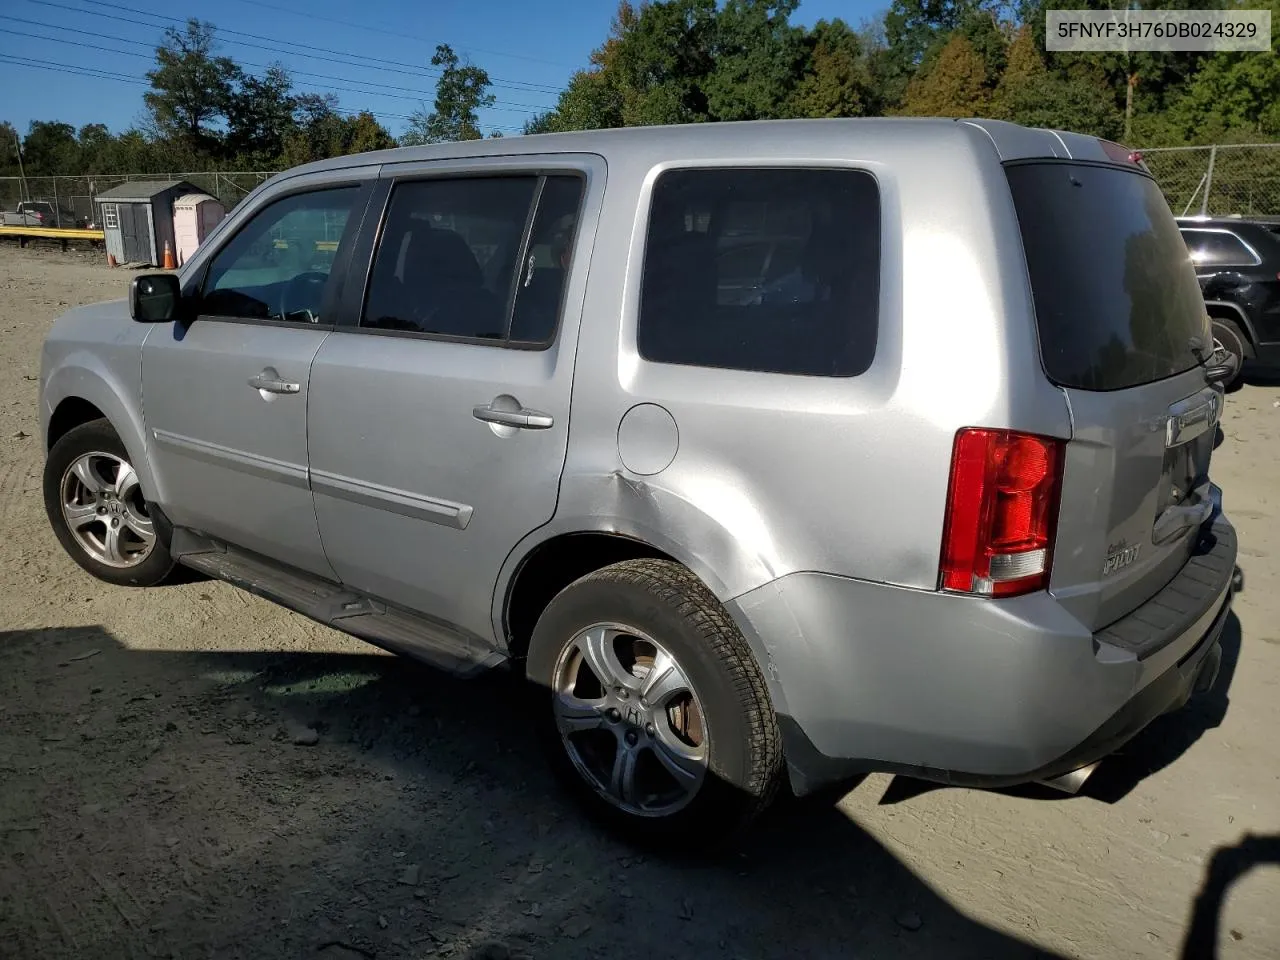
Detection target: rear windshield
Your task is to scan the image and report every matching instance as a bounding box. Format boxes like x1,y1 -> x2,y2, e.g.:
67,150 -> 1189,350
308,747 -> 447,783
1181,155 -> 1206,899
1005,162 -> 1209,391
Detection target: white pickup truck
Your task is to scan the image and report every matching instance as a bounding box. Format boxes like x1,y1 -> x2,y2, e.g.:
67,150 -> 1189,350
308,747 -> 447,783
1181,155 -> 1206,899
1,201 -> 66,226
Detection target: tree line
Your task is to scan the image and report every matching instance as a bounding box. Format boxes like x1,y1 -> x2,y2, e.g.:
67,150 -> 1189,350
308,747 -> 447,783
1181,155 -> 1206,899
2,0 -> 1278,183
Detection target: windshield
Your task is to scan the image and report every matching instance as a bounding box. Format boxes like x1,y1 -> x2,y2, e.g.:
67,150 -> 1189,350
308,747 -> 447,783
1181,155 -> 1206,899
1005,162 -> 1210,391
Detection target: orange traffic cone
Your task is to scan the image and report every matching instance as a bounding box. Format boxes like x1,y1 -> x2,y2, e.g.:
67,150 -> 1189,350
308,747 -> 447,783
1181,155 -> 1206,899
162,240 -> 176,270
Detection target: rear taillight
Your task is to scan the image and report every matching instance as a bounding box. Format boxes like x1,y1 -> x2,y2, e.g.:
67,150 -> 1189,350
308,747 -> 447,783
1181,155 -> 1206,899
940,428 -> 1065,598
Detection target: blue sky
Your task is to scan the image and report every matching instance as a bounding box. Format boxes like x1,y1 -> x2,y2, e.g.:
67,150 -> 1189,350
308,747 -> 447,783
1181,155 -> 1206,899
0,0 -> 886,141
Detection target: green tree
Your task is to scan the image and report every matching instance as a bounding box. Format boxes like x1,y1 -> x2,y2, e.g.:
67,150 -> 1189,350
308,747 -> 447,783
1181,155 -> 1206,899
143,19 -> 240,155
1157,0 -> 1280,143
402,44 -> 495,144
790,19 -> 874,118
281,96 -> 395,166
227,65 -> 297,164
958,10 -> 1006,89
899,33 -> 991,116
0,121 -> 23,177
22,121 -> 80,175
704,0 -> 806,121
1019,0 -> 1229,141
103,129 -> 157,173
612,0 -> 717,125
527,0 -> 715,132
531,3 -> 635,133
992,25 -> 1122,137
76,123 -> 113,171
881,0 -> 993,105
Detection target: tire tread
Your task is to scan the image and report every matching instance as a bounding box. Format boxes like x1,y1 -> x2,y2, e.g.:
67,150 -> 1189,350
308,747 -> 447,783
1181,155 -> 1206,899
568,558 -> 784,825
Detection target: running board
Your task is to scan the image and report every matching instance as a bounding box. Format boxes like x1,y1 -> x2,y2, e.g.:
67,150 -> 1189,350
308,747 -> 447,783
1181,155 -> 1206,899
1036,761 -> 1100,795
173,530 -> 505,679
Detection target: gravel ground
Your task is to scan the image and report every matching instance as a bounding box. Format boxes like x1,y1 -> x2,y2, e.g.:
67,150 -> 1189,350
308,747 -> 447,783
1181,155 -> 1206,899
0,243 -> 1277,960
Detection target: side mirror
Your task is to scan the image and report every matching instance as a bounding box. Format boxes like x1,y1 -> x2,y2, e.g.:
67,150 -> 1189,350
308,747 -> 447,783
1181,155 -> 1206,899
130,273 -> 182,323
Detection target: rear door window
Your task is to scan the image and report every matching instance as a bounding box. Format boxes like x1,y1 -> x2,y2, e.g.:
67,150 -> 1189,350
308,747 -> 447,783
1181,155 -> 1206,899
1180,228 -> 1261,267
362,174 -> 584,345
637,167 -> 880,378
1005,162 -> 1210,391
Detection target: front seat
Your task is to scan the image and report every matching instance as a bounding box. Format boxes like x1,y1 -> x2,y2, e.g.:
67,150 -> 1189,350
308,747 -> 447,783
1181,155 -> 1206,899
398,226 -> 503,338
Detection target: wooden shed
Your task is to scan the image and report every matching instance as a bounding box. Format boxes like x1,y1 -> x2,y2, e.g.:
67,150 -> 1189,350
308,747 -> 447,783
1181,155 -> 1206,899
96,180 -> 197,267
172,193 -> 226,266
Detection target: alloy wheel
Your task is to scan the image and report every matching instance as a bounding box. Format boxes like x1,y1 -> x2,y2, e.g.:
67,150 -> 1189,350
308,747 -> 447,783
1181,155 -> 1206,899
551,622 -> 709,817
60,451 -> 156,568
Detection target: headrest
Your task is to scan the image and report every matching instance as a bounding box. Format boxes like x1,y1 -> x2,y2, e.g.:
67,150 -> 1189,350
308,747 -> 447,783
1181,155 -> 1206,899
404,225 -> 484,288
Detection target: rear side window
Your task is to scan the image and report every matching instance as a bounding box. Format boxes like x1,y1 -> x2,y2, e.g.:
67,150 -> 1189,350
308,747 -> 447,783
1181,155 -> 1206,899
1006,163 -> 1209,391
1180,228 -> 1260,267
638,168 -> 880,378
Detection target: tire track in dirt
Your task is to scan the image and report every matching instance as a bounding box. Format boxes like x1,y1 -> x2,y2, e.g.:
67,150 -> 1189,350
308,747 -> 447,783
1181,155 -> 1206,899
0,454 -> 27,525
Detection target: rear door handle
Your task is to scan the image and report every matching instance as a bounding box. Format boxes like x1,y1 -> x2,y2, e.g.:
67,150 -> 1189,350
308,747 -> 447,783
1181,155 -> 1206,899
249,370 -> 301,395
472,403 -> 553,430
1153,498 -> 1215,544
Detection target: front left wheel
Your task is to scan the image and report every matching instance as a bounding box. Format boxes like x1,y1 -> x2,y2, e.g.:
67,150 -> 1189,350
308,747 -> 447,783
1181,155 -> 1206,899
525,559 -> 784,849
43,418 -> 177,587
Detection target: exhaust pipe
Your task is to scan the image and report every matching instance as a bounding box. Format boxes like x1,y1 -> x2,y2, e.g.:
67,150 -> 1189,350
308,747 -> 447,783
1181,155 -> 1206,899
1036,761 -> 1100,795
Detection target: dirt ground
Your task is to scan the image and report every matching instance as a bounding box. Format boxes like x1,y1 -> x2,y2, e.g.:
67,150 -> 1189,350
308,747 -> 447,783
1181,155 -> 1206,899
0,242 -> 1277,960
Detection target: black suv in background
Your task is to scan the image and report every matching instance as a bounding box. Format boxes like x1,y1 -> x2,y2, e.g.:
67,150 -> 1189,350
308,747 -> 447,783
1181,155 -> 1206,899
1177,215 -> 1280,387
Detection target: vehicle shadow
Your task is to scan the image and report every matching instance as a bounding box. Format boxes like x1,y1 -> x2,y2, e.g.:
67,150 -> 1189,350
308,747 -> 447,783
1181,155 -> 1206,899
1240,366 -> 1280,389
0,624 -> 1064,960
877,604 -> 1243,808
1179,833 -> 1280,959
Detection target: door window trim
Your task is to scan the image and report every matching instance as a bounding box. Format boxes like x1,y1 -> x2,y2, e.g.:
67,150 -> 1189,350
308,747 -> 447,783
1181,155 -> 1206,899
187,178 -> 376,331
1179,227 -> 1263,268
335,161 -> 593,351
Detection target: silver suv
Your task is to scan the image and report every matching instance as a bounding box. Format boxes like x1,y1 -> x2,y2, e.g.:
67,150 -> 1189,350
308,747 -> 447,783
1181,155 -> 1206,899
39,119 -> 1238,845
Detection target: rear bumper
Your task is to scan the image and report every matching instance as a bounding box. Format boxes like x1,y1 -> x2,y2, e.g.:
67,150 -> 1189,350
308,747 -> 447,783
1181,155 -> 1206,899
727,507 -> 1237,796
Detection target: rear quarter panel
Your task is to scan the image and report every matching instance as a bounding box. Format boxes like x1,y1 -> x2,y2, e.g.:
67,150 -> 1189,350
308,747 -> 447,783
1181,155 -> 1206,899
543,121 -> 1072,602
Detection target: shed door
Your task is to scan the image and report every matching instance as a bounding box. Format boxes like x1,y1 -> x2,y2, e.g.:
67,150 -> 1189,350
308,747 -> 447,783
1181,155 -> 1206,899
119,203 -> 149,262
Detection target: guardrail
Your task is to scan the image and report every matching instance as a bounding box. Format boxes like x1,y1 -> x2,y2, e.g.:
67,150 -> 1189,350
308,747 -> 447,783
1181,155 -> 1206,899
0,225 -> 105,248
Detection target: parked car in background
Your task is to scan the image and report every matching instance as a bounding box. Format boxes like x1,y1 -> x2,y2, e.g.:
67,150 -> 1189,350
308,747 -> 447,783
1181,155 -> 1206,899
1,205 -> 43,227
1178,215 -> 1280,388
39,119 -> 1238,847
1,201 -> 80,228
18,201 -> 60,225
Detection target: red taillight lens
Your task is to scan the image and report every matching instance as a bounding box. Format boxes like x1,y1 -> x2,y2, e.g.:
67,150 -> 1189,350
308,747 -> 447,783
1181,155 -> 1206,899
940,428 -> 1065,598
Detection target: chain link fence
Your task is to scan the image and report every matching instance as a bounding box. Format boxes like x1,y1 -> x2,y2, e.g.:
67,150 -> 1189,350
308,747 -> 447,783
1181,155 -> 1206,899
1138,143 -> 1280,218
3,146 -> 1280,228
0,172 -> 276,228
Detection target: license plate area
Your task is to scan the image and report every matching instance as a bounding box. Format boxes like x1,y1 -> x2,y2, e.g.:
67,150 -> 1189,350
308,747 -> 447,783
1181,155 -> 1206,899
1158,433 -> 1212,511
1154,389 -> 1219,526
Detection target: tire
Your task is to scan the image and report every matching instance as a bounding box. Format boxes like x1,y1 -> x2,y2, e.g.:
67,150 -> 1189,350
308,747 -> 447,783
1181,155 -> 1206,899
43,418 -> 177,587
1211,318 -> 1250,391
525,559 -> 783,850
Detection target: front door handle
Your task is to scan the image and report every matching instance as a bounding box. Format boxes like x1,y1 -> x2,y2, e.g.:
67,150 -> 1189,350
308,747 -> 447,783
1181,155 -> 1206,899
472,403 -> 553,430
249,370 -> 301,395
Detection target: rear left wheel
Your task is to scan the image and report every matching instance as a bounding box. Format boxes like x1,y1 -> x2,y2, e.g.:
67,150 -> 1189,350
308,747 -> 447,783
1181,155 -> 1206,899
526,559 -> 783,849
